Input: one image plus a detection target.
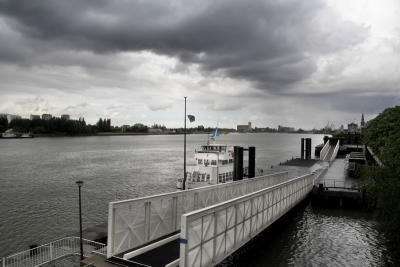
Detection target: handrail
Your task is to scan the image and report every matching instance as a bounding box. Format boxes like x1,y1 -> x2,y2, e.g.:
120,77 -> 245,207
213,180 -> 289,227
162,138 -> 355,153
366,146 -> 384,166
320,140 -> 330,160
329,140 -> 340,165
320,179 -> 360,190
2,237 -> 106,267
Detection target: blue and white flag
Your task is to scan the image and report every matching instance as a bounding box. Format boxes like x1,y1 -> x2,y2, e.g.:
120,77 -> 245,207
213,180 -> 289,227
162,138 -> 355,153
213,129 -> 220,136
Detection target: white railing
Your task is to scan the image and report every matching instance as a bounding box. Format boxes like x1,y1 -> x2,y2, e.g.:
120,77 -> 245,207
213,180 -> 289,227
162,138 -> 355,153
1,237 -> 106,267
366,146 -> 384,166
329,140 -> 340,165
107,172 -> 288,258
179,171 -> 319,267
312,166 -> 328,184
320,140 -> 330,161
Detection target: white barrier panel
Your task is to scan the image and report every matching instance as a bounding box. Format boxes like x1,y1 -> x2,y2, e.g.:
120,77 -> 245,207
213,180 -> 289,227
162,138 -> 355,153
107,172 -> 288,258
320,140 -> 330,161
179,172 -> 318,267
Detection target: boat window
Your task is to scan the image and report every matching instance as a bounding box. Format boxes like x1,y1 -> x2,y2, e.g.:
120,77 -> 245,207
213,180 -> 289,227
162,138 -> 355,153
198,159 -> 203,164
204,159 -> 210,165
207,174 -> 210,181
211,160 -> 217,165
229,159 -> 233,163
201,174 -> 205,182
218,174 -> 223,183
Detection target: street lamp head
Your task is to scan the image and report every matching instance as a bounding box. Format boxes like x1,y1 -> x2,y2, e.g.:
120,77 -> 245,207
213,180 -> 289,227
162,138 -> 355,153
76,181 -> 84,187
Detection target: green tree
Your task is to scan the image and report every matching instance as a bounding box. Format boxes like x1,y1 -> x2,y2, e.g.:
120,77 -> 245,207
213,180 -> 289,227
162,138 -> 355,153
0,117 -> 8,132
361,105 -> 400,262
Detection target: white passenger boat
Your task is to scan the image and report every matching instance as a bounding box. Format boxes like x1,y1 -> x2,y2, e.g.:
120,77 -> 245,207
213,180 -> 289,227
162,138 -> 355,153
1,129 -> 19,138
176,133 -> 262,189
177,137 -> 235,189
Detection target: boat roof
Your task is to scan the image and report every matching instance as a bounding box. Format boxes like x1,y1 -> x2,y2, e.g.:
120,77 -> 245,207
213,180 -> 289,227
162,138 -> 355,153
202,144 -> 227,146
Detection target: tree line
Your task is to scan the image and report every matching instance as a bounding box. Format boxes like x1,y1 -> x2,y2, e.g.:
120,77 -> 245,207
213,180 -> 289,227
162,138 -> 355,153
2,117 -> 95,135
1,116 -> 238,136
359,105 -> 400,263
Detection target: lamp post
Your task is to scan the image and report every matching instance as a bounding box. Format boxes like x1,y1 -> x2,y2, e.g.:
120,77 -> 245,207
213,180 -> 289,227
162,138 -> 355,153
183,97 -> 187,190
76,180 -> 84,260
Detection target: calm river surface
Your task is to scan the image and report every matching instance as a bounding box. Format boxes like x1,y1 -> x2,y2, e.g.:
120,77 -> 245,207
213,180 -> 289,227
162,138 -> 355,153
0,133 -> 390,265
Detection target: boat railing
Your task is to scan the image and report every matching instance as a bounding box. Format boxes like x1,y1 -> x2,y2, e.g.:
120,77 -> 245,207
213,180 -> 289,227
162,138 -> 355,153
1,237 -> 106,267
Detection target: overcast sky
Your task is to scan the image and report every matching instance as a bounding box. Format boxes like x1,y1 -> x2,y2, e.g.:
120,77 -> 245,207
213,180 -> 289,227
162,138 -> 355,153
0,0 -> 399,129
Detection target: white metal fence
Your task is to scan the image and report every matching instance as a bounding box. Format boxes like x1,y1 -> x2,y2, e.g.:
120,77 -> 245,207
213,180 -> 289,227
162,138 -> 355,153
1,237 -> 106,267
107,172 -> 288,258
320,140 -> 330,161
179,171 -> 319,267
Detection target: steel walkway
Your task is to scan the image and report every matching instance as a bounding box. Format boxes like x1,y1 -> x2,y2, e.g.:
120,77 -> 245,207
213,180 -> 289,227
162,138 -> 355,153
104,169 -> 326,266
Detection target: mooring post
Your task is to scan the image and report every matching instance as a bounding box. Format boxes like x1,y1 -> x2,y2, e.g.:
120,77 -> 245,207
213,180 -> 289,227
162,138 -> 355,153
306,138 -> 312,160
248,147 -> 255,178
233,146 -> 243,180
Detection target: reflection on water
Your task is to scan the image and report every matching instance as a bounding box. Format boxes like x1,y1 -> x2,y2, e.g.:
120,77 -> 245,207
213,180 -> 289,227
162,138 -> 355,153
221,202 -> 391,266
0,133 -> 391,265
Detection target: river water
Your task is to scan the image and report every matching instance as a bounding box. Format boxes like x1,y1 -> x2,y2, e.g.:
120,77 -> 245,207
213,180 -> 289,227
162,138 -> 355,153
0,133 -> 390,265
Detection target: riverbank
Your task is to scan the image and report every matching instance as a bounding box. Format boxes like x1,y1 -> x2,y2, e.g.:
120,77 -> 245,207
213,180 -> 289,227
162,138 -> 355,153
0,131 -> 212,138
1,131 -> 331,138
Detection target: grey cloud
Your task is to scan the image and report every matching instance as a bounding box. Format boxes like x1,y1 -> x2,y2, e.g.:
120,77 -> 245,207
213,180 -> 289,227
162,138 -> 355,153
286,91 -> 400,115
0,0 -> 368,92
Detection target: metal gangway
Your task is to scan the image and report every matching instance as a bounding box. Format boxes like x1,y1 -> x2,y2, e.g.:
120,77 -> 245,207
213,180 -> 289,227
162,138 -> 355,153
319,140 -> 340,165
106,168 -> 326,266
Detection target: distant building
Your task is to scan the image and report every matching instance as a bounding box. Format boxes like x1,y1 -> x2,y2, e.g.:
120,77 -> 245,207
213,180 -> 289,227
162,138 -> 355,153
148,128 -> 163,133
278,125 -> 295,132
42,114 -> 52,120
360,113 -> 365,128
1,114 -> 22,123
237,122 -> 252,133
347,123 -> 359,134
61,114 -> 70,120
121,125 -> 130,132
30,114 -> 40,120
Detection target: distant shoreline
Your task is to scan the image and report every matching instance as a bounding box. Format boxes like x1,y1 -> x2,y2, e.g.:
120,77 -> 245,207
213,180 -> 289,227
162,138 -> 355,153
1,131 -> 326,138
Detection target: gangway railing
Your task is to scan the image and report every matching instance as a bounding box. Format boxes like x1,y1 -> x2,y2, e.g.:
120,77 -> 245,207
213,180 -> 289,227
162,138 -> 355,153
329,140 -> 340,164
1,237 -> 105,267
107,172 -> 288,258
320,140 -> 330,161
179,171 -> 320,267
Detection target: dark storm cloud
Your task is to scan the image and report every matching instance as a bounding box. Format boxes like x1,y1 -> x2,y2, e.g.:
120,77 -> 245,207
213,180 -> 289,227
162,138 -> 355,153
0,0 -> 368,92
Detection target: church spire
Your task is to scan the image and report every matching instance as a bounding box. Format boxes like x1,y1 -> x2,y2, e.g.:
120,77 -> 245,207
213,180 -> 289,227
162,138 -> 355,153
361,113 -> 365,127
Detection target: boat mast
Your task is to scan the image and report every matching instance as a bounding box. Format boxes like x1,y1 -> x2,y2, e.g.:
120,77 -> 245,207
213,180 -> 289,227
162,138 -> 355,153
183,97 -> 187,190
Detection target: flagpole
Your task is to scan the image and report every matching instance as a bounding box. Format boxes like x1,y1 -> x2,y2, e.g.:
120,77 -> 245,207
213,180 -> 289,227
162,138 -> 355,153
183,97 -> 187,190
